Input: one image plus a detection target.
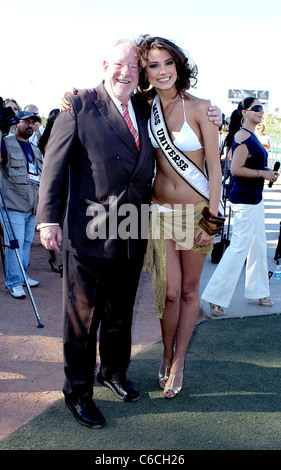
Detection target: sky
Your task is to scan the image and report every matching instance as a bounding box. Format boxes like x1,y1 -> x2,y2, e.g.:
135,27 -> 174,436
1,0 -> 280,119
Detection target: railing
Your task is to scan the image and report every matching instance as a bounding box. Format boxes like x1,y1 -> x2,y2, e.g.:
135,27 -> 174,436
268,136 -> 281,168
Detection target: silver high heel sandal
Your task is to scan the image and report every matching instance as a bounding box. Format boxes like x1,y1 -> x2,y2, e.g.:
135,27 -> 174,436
249,298 -> 274,307
158,363 -> 171,389
209,303 -> 225,317
164,369 -> 184,399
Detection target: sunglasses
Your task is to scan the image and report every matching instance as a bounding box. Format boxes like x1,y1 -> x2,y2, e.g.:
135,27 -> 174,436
246,105 -> 263,112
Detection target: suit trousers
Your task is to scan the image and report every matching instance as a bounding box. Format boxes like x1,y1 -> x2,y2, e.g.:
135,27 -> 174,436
62,250 -> 144,403
202,200 -> 270,308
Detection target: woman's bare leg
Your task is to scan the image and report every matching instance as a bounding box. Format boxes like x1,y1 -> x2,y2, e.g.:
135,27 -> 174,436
159,238 -> 182,368
163,244 -> 207,391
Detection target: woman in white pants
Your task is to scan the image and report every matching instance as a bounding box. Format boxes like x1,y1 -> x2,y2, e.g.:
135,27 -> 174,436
202,97 -> 279,315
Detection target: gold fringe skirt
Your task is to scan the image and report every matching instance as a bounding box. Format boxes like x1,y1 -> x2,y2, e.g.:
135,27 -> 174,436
143,201 -> 213,318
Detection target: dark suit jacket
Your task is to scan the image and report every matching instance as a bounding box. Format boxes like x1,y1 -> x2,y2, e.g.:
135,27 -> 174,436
36,82 -> 155,259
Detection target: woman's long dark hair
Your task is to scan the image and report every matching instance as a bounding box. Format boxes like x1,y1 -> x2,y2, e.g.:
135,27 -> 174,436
136,34 -> 198,100
225,97 -> 256,148
38,108 -> 60,155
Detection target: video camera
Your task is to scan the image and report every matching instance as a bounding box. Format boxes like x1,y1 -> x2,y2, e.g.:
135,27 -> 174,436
0,97 -> 19,137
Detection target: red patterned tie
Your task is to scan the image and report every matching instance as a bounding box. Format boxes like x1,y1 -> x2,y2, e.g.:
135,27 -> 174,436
121,102 -> 140,150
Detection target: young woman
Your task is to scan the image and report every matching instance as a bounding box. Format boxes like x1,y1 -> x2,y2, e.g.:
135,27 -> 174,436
4,98 -> 22,134
256,122 -> 271,150
201,97 -> 279,315
137,35 -> 224,398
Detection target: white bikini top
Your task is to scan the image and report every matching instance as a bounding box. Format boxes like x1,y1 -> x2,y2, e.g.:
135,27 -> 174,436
148,97 -> 204,152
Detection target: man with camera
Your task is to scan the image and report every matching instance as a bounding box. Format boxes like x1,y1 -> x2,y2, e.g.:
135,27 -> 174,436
24,104 -> 45,145
0,110 -> 43,298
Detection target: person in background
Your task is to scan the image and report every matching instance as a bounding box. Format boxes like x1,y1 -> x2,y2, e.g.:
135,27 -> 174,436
0,111 -> 43,298
4,98 -> 22,134
219,122 -> 230,163
4,98 -> 21,114
38,108 -> 60,155
201,97 -> 279,316
24,104 -> 44,145
38,108 -> 63,276
256,122 -> 271,150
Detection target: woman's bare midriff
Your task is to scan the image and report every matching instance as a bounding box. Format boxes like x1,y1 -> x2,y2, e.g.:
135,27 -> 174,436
152,148 -> 207,208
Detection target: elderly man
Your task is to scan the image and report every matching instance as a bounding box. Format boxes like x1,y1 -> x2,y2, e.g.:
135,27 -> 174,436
37,40 -> 155,428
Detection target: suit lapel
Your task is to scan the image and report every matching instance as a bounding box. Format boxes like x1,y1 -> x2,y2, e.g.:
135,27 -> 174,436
94,83 -> 139,155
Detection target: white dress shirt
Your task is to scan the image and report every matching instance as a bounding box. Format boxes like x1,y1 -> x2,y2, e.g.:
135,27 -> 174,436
104,82 -> 139,132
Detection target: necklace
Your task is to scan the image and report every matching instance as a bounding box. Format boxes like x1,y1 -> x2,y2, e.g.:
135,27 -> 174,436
165,95 -> 181,120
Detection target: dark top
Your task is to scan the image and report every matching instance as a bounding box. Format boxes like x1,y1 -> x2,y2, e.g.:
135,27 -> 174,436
229,129 -> 268,205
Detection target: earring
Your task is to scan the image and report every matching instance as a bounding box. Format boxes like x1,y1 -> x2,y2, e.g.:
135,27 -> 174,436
241,115 -> 247,127
141,75 -> 151,91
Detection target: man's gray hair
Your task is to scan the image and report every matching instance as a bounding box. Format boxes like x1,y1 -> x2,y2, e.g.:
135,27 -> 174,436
104,38 -> 137,57
114,38 -> 136,47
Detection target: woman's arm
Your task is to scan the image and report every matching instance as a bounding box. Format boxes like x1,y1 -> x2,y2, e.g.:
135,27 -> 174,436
194,99 -> 223,246
198,99 -> 222,216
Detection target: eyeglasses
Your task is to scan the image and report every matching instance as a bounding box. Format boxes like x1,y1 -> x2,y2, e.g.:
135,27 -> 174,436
114,62 -> 139,73
246,105 -> 263,112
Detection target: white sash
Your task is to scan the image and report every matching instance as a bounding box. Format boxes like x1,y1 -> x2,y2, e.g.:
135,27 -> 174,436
150,94 -> 223,215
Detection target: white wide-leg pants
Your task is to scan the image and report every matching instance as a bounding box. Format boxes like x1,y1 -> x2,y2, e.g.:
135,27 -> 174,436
201,200 -> 269,308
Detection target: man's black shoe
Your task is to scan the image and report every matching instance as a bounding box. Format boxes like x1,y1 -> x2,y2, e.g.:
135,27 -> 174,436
65,398 -> 106,428
97,372 -> 140,402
